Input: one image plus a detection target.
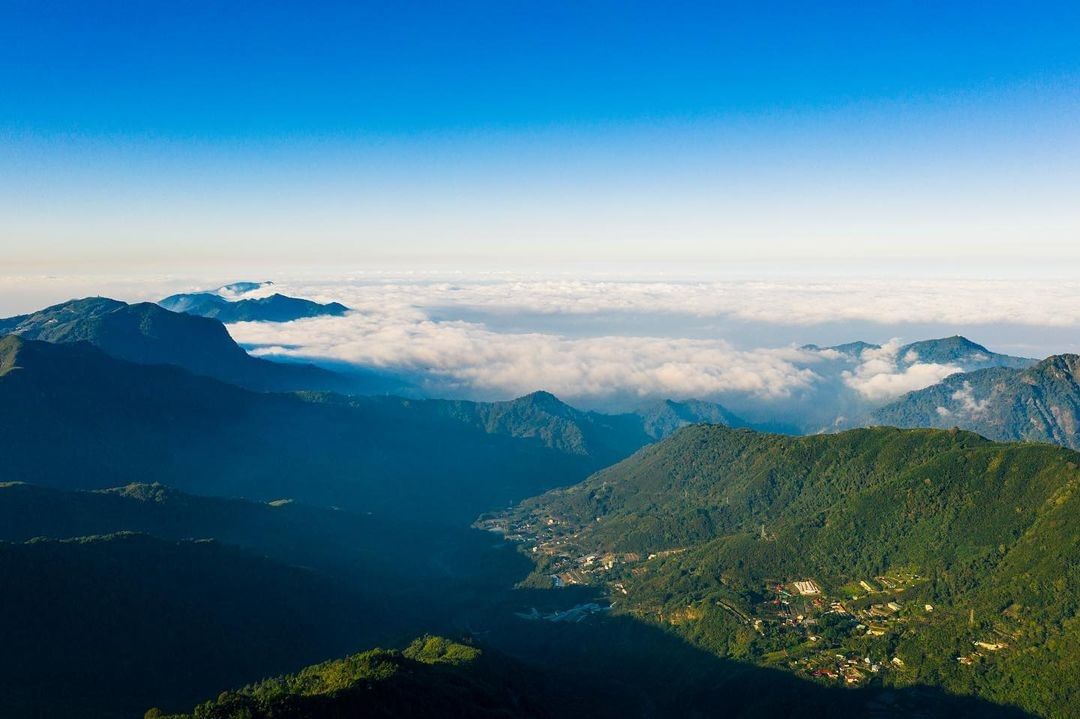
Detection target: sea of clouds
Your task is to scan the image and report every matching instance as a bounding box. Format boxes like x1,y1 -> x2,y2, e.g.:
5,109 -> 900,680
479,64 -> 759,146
213,274 -> 1080,412
5,271 -> 1077,416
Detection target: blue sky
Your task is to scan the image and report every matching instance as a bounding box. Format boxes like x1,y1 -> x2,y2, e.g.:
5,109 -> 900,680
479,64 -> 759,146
1,1 -> 1079,271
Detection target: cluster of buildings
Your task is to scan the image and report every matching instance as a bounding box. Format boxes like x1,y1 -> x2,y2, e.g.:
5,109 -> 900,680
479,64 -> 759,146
805,654 -> 885,685
957,639 -> 1008,665
744,576 -> 930,687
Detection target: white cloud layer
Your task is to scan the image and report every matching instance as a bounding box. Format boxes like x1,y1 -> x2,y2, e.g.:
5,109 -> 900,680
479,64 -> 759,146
223,277 -> 1023,405
6,272 -> 1069,408
256,274 -> 1080,328
233,309 -> 823,401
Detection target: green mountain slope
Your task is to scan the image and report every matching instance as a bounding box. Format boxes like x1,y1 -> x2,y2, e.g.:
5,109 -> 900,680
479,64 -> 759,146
895,336 -> 1035,370
159,291 -> 349,322
152,636 -> 554,719
377,390 -> 646,463
0,297 -> 390,394
1,480 -> 1029,719
491,426 -> 1080,717
0,532 -> 379,719
871,354 -> 1080,449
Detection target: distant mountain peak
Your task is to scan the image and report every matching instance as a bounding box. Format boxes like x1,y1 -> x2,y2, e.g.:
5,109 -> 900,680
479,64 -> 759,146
159,289 -> 348,323
828,340 -> 881,355
217,280 -> 273,295
1034,353 -> 1080,373
896,336 -> 1034,370
0,297 -> 380,395
1023,351 -> 1080,380
105,482 -> 185,504
902,335 -> 988,354
513,390 -> 569,411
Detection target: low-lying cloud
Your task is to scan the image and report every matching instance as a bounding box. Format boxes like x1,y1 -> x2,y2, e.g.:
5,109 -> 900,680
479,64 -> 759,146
263,274 -> 1080,328
951,381 -> 992,418
233,310 -> 823,402
221,275 -> 1054,406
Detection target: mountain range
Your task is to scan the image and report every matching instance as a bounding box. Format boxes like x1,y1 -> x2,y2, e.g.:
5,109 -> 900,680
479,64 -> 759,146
9,296 -> 1065,447
159,289 -> 348,323
722,335 -> 1038,434
5,290 -> 1080,718
0,333 -> 737,524
808,335 -> 1035,370
0,297 -> 385,394
872,354 -> 1080,449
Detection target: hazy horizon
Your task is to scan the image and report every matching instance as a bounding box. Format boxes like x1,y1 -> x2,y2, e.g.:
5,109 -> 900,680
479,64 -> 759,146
5,270 -> 1079,414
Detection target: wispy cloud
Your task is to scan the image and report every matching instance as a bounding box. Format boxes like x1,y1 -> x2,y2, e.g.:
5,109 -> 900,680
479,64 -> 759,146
842,340 -> 961,401
950,381 -> 992,418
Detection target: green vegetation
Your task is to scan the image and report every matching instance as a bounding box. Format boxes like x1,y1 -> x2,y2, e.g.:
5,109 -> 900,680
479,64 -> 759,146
2,311 -> 1072,718
148,636 -> 550,719
893,335 -> 1034,370
158,291 -> 349,323
144,634 -> 557,716
494,425 -> 1080,717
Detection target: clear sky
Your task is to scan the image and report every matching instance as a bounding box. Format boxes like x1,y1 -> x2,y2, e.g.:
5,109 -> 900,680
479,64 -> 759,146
2,1 -> 1079,272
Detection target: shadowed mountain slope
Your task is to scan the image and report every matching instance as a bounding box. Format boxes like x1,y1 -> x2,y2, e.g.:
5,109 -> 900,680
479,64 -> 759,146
0,532 -> 379,719
0,297 -> 392,394
0,336 -> 733,523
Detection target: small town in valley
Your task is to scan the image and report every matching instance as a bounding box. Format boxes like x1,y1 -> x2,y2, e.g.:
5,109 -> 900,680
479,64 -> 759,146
479,512 -> 1017,689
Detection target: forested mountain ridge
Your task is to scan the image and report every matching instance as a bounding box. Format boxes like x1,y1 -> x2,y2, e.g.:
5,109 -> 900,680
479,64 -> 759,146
0,336 -> 734,524
490,425 -> 1080,717
159,291 -> 349,322
0,480 -> 525,610
374,391 -> 744,466
151,636 -> 555,719
2,332 -> 1061,718
802,335 -> 1035,370
871,354 -> 1080,449
893,335 -> 1035,369
0,335 -> 601,522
